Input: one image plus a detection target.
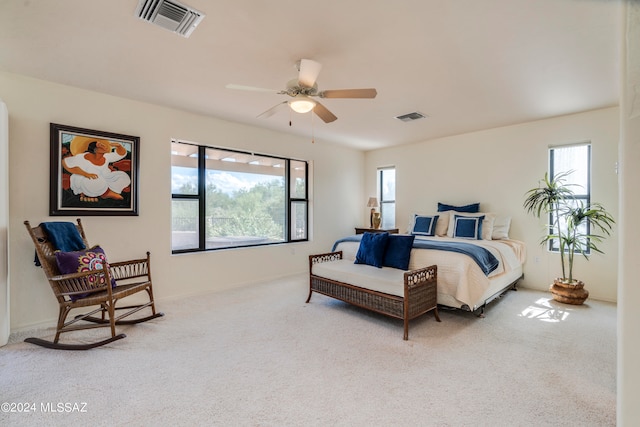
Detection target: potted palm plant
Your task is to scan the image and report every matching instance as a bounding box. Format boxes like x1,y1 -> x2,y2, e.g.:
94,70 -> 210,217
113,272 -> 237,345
523,171 -> 615,304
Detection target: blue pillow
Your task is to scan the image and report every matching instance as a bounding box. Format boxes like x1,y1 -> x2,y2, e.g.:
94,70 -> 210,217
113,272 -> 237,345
437,202 -> 480,213
452,215 -> 485,240
383,234 -> 415,270
355,232 -> 390,268
411,214 -> 439,236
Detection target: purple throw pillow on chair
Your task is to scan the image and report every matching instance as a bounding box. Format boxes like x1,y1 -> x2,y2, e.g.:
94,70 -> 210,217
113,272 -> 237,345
55,245 -> 116,301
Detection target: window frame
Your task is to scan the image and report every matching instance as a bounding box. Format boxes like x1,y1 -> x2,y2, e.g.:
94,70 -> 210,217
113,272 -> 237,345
171,141 -> 309,254
377,166 -> 396,230
548,143 -> 591,253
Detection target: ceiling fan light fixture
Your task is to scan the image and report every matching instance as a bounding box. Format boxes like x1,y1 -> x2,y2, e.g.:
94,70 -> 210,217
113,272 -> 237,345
226,59 -> 377,123
289,96 -> 316,114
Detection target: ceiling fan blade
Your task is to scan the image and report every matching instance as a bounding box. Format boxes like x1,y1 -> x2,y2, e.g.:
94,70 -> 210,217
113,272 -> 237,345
313,101 -> 337,123
298,59 -> 322,88
319,88 -> 377,99
226,84 -> 279,93
257,101 -> 288,119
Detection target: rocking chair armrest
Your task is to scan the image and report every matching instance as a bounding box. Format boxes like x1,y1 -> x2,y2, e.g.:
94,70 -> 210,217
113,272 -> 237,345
109,254 -> 150,281
49,267 -> 111,282
49,267 -> 113,298
108,258 -> 148,268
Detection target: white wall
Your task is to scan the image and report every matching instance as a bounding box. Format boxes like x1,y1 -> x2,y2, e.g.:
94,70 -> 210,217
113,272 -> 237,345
365,107 -> 619,302
0,71 -> 365,332
618,1 -> 640,424
0,99 -> 9,346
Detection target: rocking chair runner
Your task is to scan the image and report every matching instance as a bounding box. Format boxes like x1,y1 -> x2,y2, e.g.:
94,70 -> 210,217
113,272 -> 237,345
24,219 -> 164,350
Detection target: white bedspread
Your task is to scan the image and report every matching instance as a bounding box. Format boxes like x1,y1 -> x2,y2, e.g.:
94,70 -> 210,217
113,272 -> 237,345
333,235 -> 526,310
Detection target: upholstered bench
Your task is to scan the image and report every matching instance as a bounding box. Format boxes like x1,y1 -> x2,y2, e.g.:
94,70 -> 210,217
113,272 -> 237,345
307,250 -> 440,340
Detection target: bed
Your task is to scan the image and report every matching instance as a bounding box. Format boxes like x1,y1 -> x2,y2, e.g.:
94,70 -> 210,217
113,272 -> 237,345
332,207 -> 526,315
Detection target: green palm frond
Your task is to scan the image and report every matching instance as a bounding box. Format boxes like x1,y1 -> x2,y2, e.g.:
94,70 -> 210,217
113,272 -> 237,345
523,171 -> 615,282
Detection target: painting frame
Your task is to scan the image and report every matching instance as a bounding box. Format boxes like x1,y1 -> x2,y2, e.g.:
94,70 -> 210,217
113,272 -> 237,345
50,123 -> 139,216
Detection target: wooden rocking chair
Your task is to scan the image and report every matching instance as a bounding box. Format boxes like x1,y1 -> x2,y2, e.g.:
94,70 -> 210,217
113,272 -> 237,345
24,219 -> 164,350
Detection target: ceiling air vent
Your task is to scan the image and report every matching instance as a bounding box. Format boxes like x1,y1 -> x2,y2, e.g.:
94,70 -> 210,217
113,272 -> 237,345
135,0 -> 205,38
394,112 -> 427,122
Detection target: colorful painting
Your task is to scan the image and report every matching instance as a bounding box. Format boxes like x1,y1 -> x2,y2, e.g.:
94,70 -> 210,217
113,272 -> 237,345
50,123 -> 139,216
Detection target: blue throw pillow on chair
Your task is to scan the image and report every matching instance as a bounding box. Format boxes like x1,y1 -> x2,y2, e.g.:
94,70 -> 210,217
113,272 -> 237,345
355,232 -> 390,268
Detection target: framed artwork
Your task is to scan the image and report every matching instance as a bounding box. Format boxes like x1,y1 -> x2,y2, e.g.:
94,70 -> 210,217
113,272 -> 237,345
50,123 -> 139,216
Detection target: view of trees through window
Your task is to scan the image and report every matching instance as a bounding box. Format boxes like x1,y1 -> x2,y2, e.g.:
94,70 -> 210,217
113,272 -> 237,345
171,142 -> 308,252
548,143 -> 591,252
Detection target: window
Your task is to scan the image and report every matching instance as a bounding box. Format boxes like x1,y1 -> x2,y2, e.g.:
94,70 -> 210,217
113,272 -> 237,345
378,167 -> 396,229
548,143 -> 591,252
171,142 -> 308,253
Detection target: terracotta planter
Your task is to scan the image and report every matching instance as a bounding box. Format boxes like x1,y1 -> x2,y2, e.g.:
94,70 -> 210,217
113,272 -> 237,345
549,278 -> 589,305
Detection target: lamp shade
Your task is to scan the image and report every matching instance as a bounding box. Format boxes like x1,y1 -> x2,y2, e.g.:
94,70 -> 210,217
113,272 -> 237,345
289,95 -> 316,113
367,197 -> 379,208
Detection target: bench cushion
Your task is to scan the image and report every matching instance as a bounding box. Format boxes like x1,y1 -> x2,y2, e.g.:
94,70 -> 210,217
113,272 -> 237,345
312,259 -> 406,297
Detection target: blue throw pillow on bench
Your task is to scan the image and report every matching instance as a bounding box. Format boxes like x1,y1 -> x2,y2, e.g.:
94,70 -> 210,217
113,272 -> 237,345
355,232 -> 390,268
383,234 -> 415,270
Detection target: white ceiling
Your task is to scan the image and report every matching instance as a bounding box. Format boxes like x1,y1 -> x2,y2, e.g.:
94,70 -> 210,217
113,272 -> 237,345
0,0 -> 621,151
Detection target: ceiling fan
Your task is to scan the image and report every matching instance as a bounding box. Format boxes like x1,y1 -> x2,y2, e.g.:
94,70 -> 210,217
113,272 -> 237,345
226,59 -> 377,123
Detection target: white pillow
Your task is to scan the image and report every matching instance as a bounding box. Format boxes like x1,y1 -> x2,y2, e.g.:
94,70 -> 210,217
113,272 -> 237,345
435,211 -> 451,236
492,215 -> 511,239
446,212 -> 495,240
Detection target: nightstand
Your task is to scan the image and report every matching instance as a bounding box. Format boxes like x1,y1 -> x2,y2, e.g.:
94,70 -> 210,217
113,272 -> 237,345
355,227 -> 399,234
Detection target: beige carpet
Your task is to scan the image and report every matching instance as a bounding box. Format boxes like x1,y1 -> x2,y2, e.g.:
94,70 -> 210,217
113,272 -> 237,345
0,274 -> 616,426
